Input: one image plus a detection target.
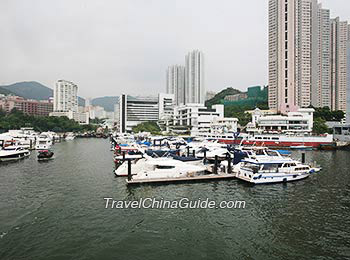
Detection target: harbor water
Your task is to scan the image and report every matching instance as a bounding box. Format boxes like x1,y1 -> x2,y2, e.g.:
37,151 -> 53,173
0,139 -> 349,259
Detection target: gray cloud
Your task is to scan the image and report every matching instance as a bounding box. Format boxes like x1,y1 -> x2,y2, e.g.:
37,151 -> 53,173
1,0 -> 349,99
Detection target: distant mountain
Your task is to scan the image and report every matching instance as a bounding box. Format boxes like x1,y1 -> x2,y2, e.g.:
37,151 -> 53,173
1,81 -> 52,100
0,86 -> 16,96
91,96 -> 119,112
0,81 -> 85,106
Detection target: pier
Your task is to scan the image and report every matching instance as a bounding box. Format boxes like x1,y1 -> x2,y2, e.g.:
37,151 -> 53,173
126,173 -> 236,185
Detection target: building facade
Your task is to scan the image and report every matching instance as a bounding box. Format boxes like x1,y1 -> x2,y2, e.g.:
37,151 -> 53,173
268,0 -> 348,113
166,65 -> 185,105
185,50 -> 205,104
172,104 -> 223,136
0,95 -> 53,116
246,108 -> 314,134
53,80 -> 78,112
311,4 -> 331,108
51,80 -> 88,124
117,94 -> 174,133
331,17 -> 348,112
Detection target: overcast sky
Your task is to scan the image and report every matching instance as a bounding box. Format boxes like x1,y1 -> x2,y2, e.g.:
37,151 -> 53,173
1,0 -> 350,99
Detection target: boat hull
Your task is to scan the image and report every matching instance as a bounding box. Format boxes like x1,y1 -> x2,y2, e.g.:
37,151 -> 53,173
236,171 -> 309,184
0,151 -> 30,162
219,138 -> 333,148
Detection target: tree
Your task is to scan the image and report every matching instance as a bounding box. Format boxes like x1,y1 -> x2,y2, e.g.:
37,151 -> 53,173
313,106 -> 344,121
0,110 -> 97,132
313,117 -> 330,135
132,121 -> 161,134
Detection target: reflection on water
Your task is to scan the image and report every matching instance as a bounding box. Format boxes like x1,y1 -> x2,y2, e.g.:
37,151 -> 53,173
0,139 -> 349,260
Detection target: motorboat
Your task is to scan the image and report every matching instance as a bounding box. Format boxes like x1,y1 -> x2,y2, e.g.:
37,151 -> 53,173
115,156 -> 207,178
37,150 -> 54,161
132,158 -> 207,180
65,133 -> 75,141
0,146 -> 31,162
36,134 -> 52,150
235,158 -> 317,184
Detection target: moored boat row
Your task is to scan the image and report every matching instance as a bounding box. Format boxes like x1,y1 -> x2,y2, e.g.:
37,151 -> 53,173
110,133 -> 322,185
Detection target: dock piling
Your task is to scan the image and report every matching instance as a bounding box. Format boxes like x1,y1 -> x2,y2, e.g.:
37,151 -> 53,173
214,155 -> 219,174
127,160 -> 132,181
228,155 -> 232,174
187,147 -> 190,157
302,153 -> 306,164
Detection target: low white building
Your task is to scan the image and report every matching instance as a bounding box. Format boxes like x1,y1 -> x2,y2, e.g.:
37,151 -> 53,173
171,103 -> 238,137
50,111 -> 89,125
246,108 -> 314,134
116,93 -> 174,133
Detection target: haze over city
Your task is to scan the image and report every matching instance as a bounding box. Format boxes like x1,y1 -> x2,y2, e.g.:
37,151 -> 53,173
1,0 -> 350,98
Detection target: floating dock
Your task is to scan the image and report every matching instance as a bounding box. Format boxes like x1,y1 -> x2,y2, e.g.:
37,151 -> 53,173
126,173 -> 236,185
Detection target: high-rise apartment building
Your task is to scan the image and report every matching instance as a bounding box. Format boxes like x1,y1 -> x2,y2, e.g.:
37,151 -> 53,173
268,0 -> 314,113
185,50 -> 205,104
268,0 -> 348,113
312,4 -> 331,108
166,65 -> 185,105
331,17 -> 348,112
53,80 -> 78,112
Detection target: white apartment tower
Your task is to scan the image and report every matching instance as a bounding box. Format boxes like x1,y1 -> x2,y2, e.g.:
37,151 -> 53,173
53,80 -> 78,112
166,65 -> 185,105
268,0 -> 348,113
268,0 -> 314,113
311,4 -> 331,108
331,17 -> 348,112
185,50 -> 205,104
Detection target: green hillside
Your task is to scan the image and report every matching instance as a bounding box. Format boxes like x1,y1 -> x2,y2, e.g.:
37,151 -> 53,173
0,81 -> 85,106
205,87 -> 242,107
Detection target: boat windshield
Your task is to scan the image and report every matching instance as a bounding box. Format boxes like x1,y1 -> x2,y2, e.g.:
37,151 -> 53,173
255,149 -> 266,156
261,163 -> 283,171
242,162 -> 260,173
155,165 -> 176,169
266,150 -> 279,156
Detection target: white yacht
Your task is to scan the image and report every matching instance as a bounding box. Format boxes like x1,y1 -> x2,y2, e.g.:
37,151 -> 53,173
0,146 -> 31,162
236,158 -> 315,184
35,134 -> 53,150
65,133 -> 75,141
115,156 -> 207,179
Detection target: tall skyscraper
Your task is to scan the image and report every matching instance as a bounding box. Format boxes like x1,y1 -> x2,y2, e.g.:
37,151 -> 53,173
268,0 -> 314,113
53,80 -> 78,112
331,17 -> 348,112
185,50 -> 205,104
347,24 -> 350,123
268,0 -> 348,113
166,65 -> 185,105
311,4 -> 331,108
